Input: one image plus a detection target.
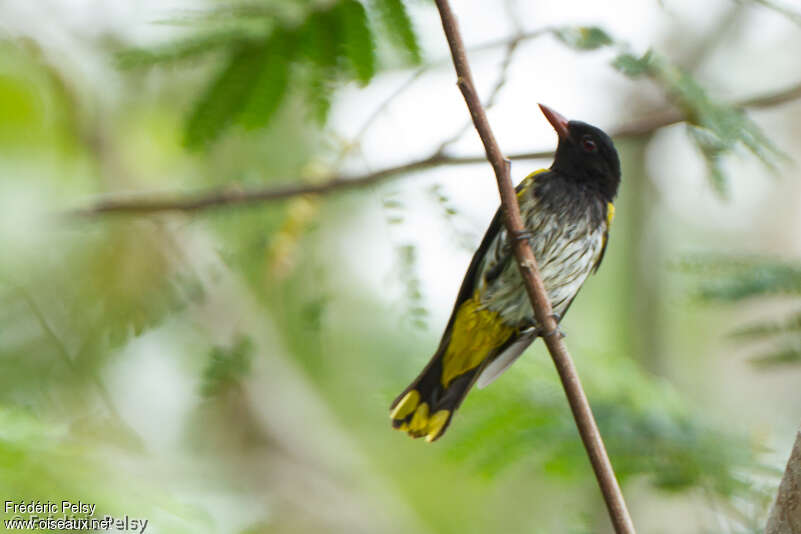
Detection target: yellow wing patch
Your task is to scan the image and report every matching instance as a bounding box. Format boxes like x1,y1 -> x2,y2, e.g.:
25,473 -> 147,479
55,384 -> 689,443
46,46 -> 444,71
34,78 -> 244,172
606,202 -> 615,228
441,291 -> 514,387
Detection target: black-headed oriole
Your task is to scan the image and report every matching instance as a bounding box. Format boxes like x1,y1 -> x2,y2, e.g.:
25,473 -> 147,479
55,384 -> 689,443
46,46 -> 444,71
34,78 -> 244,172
390,104 -> 621,442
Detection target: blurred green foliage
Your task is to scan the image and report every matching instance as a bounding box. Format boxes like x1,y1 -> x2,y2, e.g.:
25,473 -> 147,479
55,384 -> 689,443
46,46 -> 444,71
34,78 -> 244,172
555,26 -> 783,196
553,26 -> 614,51
685,256 -> 801,367
119,0 -> 421,147
612,50 -> 782,195
201,336 -> 254,398
449,358 -> 758,497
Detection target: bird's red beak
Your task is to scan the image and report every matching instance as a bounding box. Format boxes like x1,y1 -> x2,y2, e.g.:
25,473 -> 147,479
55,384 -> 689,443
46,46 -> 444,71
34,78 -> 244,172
538,104 -> 570,140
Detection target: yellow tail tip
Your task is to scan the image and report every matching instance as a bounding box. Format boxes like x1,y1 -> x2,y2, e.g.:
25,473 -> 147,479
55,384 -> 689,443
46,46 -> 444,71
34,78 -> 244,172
390,390 -> 420,420
391,397 -> 451,442
425,410 -> 450,442
409,402 -> 430,434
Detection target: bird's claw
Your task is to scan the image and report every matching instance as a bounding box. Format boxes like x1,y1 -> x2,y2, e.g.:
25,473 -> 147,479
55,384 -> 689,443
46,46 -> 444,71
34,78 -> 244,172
537,313 -> 565,339
510,229 -> 534,243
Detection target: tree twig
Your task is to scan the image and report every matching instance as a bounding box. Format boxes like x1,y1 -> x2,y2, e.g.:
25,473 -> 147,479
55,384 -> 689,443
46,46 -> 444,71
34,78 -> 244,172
431,1 -> 636,532
69,78 -> 801,217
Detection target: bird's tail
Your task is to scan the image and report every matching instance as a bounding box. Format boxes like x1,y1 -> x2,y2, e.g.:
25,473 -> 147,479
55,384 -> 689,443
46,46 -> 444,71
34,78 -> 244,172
389,349 -> 481,442
390,291 -> 522,441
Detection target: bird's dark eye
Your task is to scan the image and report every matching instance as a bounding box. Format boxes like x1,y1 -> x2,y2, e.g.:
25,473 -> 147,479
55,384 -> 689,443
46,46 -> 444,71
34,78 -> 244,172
582,137 -> 597,152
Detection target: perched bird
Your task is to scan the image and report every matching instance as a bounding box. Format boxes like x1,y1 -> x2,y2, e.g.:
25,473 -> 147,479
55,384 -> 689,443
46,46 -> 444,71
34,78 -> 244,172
390,104 -> 621,442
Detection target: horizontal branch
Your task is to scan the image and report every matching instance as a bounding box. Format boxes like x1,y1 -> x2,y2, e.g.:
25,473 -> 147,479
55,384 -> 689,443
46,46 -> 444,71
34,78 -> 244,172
70,79 -> 801,217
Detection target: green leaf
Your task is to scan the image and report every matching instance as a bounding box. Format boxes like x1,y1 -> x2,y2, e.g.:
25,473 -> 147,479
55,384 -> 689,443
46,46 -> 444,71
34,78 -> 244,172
116,30 -> 254,69
447,360 -> 758,497
134,0 -> 423,145
337,0 -> 377,85
371,0 -> 422,64
299,8 -> 342,70
698,263 -> 801,300
611,51 -> 656,77
184,44 -> 266,148
751,346 -> 801,367
613,49 -> 783,194
239,33 -> 292,130
554,26 -> 614,50
305,67 -> 334,124
731,310 -> 801,339
201,336 -> 254,399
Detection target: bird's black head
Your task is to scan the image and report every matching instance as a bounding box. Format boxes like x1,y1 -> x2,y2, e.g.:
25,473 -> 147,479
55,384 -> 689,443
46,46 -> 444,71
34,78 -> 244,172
539,104 -> 621,202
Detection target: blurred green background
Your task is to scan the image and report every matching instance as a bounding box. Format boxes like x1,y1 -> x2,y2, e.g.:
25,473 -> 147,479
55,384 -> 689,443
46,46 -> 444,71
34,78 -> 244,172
2,0 -> 801,532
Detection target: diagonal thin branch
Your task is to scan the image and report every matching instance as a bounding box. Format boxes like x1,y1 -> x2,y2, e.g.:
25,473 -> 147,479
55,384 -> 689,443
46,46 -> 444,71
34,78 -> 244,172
431,1 -> 636,533
69,79 -> 801,217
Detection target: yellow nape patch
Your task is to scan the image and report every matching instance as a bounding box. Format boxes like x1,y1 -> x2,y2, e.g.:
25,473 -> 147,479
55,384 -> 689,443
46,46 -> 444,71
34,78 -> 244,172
606,202 -> 615,227
516,168 -> 548,199
441,291 -> 514,387
525,168 -> 548,180
390,390 -> 420,420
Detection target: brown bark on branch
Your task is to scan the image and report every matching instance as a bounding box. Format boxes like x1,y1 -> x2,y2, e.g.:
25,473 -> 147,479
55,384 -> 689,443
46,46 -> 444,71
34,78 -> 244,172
69,78 -> 801,217
766,426 -> 801,534
431,1 -> 636,533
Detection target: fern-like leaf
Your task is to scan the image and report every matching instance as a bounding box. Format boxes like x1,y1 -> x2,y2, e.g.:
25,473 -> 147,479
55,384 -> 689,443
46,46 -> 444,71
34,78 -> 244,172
731,310 -> 801,340
117,29 -> 257,68
201,336 -> 254,399
750,346 -> 801,367
239,33 -> 292,130
337,0 -> 377,85
612,50 -> 783,195
698,262 -> 801,301
371,0 -> 422,63
554,26 -> 614,50
184,44 -> 266,148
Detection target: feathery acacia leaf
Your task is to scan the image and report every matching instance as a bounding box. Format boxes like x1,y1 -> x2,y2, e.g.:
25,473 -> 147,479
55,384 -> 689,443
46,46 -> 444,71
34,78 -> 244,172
239,33 -> 292,130
337,0 -> 377,84
553,32 -> 783,194
305,68 -> 335,124
612,49 -> 783,195
201,336 -> 254,398
685,255 -> 801,367
371,0 -> 422,63
731,310 -> 801,340
448,361 -> 758,497
554,26 -> 614,50
116,30 -> 257,68
750,346 -> 801,367
185,44 -> 266,148
697,262 -> 801,301
299,8 -> 342,70
121,0 -> 419,148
